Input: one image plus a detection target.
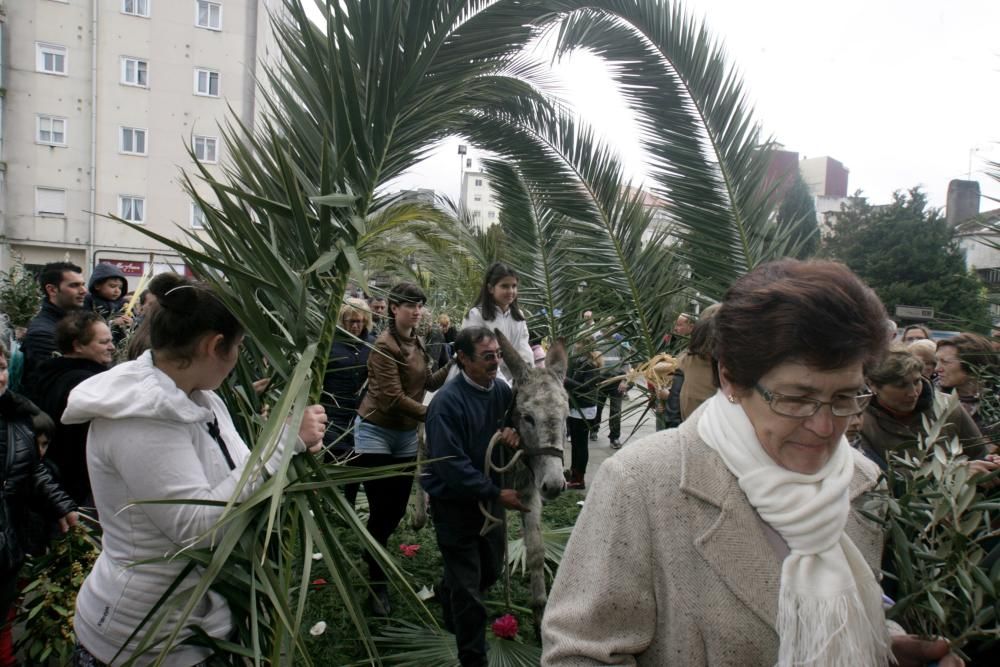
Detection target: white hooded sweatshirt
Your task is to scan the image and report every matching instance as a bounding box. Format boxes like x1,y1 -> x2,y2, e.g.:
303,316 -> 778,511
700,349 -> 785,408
63,351 -> 303,666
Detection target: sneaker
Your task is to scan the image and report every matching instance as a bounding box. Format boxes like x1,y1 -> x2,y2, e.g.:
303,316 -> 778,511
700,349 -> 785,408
610,438 -> 622,449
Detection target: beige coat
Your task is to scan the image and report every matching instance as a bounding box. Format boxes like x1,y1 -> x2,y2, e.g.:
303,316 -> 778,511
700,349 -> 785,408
541,411 -> 885,666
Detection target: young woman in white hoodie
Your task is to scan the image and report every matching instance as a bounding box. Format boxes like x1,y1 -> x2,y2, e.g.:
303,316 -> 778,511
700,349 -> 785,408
460,262 -> 534,383
64,273 -> 326,667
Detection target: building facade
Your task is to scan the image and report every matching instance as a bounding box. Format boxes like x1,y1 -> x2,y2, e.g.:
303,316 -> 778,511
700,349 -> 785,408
460,169 -> 499,230
799,156 -> 849,198
0,0 -> 285,278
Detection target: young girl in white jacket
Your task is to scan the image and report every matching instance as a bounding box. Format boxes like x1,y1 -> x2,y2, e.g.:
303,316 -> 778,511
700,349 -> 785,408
460,262 -> 534,383
64,273 -> 326,666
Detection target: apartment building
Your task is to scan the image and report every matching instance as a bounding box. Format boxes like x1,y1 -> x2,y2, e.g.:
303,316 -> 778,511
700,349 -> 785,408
0,0 -> 286,277
460,170 -> 500,230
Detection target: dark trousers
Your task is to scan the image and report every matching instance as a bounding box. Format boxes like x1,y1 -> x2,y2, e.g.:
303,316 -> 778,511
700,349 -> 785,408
590,390 -> 623,439
354,453 -> 416,582
568,416 -> 590,475
430,497 -> 505,667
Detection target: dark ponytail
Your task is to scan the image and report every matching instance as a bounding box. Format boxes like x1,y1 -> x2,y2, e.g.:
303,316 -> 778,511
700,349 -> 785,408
147,273 -> 242,366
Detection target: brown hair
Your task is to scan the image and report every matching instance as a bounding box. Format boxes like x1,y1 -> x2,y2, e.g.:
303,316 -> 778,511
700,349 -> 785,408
936,333 -> 998,379
866,344 -> 924,387
147,273 -> 242,366
714,259 -> 889,388
901,324 -> 931,341
688,303 -> 721,359
56,311 -> 105,355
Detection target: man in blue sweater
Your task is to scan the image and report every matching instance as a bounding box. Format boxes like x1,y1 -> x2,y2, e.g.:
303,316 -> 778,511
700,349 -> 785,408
422,326 -> 527,667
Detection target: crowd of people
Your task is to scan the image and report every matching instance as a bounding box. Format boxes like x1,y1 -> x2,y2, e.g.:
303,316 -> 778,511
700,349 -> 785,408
2,256 -> 999,665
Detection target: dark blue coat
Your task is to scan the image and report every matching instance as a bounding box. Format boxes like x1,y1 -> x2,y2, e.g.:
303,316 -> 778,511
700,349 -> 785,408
321,333 -> 373,452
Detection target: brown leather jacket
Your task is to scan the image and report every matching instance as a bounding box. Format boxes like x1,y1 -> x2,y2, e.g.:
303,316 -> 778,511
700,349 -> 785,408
357,325 -> 451,431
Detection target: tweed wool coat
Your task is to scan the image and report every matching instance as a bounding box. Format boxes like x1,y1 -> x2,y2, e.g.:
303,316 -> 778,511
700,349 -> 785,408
541,410 -> 886,666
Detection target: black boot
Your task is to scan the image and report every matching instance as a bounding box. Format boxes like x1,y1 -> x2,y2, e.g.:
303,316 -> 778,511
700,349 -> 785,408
369,583 -> 392,617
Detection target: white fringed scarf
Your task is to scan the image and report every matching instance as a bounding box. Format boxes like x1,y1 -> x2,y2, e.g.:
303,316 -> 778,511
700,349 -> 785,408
698,391 -> 893,667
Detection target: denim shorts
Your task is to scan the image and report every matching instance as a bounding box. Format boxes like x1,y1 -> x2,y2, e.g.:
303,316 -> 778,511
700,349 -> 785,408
353,416 -> 418,457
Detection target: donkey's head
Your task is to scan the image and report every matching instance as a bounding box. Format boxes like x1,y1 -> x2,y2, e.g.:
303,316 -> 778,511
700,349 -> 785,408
495,329 -> 568,501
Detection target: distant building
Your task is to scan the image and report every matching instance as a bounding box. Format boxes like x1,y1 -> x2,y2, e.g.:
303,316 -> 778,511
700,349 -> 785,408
0,0 -> 287,275
799,156 -> 849,198
763,147 -> 800,202
460,170 -> 499,230
948,179 -> 1000,318
762,150 -> 851,232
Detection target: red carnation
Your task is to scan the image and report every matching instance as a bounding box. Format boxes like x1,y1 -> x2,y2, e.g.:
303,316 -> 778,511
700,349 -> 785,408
311,578 -> 328,587
491,613 -> 519,639
399,543 -> 421,558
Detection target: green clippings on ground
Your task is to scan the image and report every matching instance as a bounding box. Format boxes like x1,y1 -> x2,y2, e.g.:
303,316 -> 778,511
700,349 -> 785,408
298,491 -> 584,663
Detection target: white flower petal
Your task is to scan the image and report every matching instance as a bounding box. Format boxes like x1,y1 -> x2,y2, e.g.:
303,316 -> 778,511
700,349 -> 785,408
417,585 -> 435,601
312,552 -> 323,561
576,500 -> 585,507
309,621 -> 327,636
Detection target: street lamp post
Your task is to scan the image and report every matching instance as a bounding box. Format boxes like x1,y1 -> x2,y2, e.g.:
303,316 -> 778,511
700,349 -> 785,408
457,144 -> 467,200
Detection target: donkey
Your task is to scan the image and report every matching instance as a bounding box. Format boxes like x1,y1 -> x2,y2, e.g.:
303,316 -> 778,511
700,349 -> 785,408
491,329 -> 568,629
411,330 -> 568,627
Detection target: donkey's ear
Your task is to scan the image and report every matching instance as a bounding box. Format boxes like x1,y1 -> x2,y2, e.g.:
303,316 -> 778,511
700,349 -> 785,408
545,340 -> 568,381
494,328 -> 529,384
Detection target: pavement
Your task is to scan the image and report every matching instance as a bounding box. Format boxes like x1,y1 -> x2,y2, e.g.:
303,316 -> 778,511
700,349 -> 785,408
576,389 -> 660,493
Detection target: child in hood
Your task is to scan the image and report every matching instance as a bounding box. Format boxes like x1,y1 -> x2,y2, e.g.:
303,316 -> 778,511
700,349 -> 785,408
84,263 -> 132,342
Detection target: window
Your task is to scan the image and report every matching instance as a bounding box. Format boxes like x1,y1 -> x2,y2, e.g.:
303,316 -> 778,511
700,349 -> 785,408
488,211 -> 496,220
121,57 -> 149,87
35,187 -> 66,216
119,196 -> 145,223
473,194 -> 482,202
120,126 -> 148,155
36,43 -> 67,75
195,1 -> 222,30
194,68 -> 219,97
191,202 -> 206,229
193,135 -> 219,163
122,0 -> 150,17
37,115 -> 67,146
474,179 -> 483,186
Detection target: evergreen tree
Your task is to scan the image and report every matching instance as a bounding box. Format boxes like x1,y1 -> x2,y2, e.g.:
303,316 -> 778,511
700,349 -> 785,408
777,172 -> 819,258
821,188 -> 989,331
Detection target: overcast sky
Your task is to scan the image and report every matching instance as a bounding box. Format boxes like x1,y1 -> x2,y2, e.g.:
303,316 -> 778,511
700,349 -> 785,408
306,1 -> 1000,211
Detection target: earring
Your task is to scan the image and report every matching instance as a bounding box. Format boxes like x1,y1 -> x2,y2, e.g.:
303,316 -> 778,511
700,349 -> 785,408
727,394 -> 737,404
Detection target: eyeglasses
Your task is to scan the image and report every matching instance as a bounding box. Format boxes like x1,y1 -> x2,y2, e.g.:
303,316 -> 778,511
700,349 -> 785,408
473,351 -> 503,362
753,384 -> 873,418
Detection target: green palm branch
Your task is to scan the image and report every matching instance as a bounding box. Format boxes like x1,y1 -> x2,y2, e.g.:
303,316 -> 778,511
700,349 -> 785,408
546,0 -> 797,297
97,0 -> 814,661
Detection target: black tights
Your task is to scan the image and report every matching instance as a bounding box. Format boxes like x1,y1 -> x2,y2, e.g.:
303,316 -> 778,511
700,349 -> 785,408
353,453 -> 417,582
567,416 -> 590,476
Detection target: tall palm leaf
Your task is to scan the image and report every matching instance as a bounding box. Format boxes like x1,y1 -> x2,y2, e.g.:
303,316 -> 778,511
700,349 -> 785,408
544,0 -> 797,298
106,1 -> 572,662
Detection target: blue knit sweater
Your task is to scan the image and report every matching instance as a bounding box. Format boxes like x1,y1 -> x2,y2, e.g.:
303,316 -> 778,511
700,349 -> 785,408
421,374 -> 513,501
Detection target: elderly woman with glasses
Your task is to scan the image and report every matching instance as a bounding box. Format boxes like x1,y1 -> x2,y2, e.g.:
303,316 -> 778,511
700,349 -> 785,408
542,259 -> 963,667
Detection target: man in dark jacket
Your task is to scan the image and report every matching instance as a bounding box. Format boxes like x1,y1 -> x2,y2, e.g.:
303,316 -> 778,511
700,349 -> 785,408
422,327 -> 527,667
20,261 -> 87,386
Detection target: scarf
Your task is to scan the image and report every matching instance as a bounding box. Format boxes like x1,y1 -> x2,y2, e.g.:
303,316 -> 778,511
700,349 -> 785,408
697,391 -> 892,667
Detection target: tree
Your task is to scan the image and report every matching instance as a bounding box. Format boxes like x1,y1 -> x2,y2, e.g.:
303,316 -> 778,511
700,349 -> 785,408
0,254 -> 41,329
110,0 -> 799,662
821,188 -> 989,331
776,171 -> 819,258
